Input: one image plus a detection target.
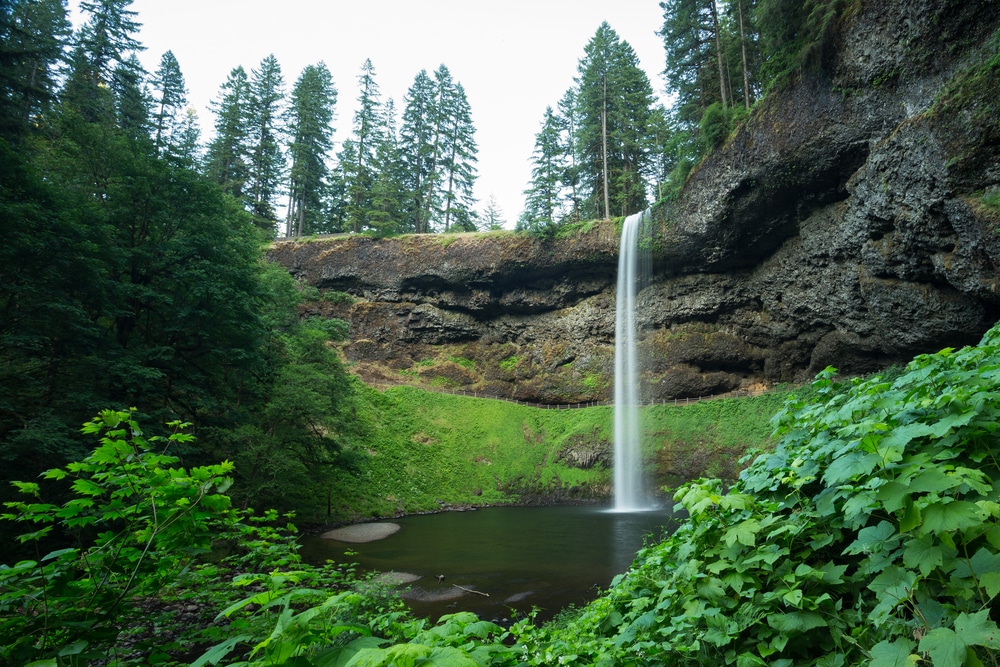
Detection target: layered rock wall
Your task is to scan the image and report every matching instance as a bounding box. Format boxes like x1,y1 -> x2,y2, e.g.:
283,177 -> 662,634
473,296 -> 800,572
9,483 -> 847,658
268,0 -> 1000,402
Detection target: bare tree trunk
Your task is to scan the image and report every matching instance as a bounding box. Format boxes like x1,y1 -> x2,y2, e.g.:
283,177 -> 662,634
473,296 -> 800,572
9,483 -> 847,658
710,0 -> 728,109
738,0 -> 751,108
601,75 -> 610,220
285,186 -> 296,237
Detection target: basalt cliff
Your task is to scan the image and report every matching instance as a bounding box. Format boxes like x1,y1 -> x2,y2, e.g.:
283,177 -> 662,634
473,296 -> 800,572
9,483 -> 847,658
268,0 -> 1000,403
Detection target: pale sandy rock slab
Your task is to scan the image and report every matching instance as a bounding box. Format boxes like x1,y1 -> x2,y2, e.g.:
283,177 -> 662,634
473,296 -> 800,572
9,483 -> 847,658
321,522 -> 400,543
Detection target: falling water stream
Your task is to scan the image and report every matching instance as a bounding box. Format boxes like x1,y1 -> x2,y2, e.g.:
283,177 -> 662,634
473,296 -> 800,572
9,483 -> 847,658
613,211 -> 651,511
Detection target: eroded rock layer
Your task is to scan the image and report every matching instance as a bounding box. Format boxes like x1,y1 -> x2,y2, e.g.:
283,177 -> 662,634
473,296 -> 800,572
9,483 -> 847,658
268,0 -> 1000,402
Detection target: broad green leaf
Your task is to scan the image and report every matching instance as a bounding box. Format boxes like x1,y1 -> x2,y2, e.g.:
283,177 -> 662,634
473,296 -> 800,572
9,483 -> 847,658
900,497 -> 922,533
954,610 -> 1000,649
57,640 -> 88,656
822,451 -> 880,486
907,467 -> 959,494
919,627 -> 966,667
12,481 -> 40,495
903,534 -> 951,577
869,639 -> 916,667
70,478 -> 104,497
876,480 -> 911,513
980,571 -> 1000,600
724,518 -> 762,547
818,561 -> 848,584
880,423 -> 936,450
868,566 -> 916,622
844,521 -> 897,555
462,619 -> 503,638
736,652 -> 768,667
424,646 -> 481,666
927,410 -> 975,437
920,500 -> 983,534
766,611 -> 827,633
953,547 -> 1000,580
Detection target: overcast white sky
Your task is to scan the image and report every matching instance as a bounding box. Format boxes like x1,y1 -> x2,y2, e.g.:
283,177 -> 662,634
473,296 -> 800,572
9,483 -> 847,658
69,1 -> 668,227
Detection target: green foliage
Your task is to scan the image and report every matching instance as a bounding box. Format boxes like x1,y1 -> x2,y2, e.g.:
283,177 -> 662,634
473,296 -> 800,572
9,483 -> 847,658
320,290 -> 357,305
700,101 -> 730,150
448,356 -> 476,370
499,356 -> 520,373
515,323 -> 1000,665
0,409 -> 235,665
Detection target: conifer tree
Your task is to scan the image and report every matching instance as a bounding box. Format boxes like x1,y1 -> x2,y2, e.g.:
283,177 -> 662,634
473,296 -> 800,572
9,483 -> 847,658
0,0 -> 71,136
575,22 -> 655,218
437,78 -> 478,232
521,105 -> 564,230
479,195 -> 506,231
285,62 -> 336,237
399,69 -> 438,233
112,54 -> 150,142
345,59 -> 381,233
367,98 -> 405,236
174,107 -> 202,167
659,0 -> 718,125
64,0 -> 143,124
150,50 -> 187,156
75,0 -> 142,87
205,66 -> 251,204
246,54 -> 285,233
556,88 -> 585,222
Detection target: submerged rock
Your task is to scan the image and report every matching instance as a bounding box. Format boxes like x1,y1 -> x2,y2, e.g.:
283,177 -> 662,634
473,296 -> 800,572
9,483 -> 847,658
320,522 -> 400,543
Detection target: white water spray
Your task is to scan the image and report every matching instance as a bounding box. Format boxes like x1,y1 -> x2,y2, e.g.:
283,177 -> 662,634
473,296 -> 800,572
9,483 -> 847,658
613,211 -> 651,512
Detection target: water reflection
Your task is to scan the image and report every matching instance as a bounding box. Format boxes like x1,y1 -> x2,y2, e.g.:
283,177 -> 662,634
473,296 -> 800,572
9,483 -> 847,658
299,505 -> 675,622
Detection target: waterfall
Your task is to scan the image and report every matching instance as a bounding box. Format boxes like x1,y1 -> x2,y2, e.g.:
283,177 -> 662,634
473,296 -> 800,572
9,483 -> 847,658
613,211 -> 650,511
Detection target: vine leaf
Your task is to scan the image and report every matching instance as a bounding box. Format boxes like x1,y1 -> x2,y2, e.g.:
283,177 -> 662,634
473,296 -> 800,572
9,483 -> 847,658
918,627 -> 966,667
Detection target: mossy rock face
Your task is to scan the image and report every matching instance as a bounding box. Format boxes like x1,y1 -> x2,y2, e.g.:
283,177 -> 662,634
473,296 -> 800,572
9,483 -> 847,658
272,2 -> 1000,398
556,429 -> 610,470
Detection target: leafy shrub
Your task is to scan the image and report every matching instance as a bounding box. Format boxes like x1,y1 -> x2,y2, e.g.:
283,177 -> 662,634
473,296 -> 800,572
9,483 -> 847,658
700,102 -> 730,151
0,409 -> 236,665
499,355 -> 520,373
320,290 -> 357,305
519,323 -> 1000,665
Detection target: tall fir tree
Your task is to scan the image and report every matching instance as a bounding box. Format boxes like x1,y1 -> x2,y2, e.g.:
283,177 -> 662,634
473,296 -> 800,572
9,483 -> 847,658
0,0 -> 71,137
480,194 -> 506,231
174,107 -> 201,167
345,58 -> 381,233
285,62 -> 336,237
521,105 -> 564,230
64,0 -> 143,123
150,50 -> 187,156
75,0 -> 142,86
111,53 -> 149,142
247,54 -> 285,233
437,77 -> 478,232
399,69 -> 438,233
575,22 -> 655,218
556,88 -> 586,222
367,98 -> 405,236
205,66 -> 251,204
659,0 -> 718,125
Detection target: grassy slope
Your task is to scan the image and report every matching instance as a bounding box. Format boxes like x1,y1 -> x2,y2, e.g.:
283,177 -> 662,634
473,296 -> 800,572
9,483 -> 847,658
320,384 -> 789,523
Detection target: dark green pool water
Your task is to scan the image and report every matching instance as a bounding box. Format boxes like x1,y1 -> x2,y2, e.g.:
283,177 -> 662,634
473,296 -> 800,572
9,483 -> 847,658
299,505 -> 675,623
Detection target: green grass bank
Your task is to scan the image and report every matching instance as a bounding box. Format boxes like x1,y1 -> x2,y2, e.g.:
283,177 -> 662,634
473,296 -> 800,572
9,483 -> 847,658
319,383 -> 792,524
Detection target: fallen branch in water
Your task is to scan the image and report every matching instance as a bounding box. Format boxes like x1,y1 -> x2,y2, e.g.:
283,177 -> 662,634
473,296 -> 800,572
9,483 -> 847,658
453,584 -> 489,597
